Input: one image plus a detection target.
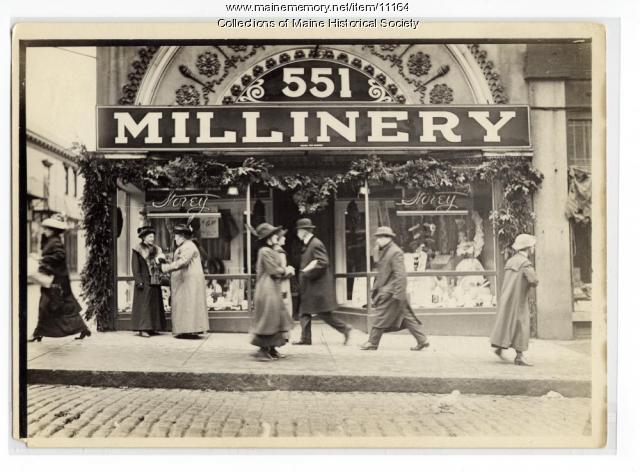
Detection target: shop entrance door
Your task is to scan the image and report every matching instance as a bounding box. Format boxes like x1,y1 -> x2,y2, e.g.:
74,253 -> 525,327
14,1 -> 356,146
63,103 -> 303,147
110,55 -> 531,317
272,189 -> 335,318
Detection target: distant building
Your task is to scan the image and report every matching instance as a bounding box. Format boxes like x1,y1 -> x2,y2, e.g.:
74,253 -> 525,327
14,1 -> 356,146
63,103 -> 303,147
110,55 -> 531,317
26,129 -> 86,332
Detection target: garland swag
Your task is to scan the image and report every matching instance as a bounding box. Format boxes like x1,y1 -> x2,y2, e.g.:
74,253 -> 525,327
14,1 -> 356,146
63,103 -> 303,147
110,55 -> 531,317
78,150 -> 542,329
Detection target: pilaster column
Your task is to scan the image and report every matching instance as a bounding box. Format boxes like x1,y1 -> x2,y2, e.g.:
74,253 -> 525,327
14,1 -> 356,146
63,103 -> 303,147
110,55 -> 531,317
528,80 -> 573,339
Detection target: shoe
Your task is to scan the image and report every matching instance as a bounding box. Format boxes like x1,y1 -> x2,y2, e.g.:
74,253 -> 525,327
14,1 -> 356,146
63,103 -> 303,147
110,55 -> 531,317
292,341 -> 311,345
359,342 -> 378,351
514,358 -> 533,366
252,349 -> 275,362
136,331 -> 151,338
175,333 -> 201,340
410,341 -> 429,351
493,348 -> 506,360
75,330 -> 91,340
28,336 -> 42,343
269,348 -> 285,359
343,328 -> 352,346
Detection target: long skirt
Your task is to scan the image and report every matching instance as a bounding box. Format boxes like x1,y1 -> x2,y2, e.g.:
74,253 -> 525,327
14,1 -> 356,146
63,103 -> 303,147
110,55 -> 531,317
34,285 -> 88,338
250,331 -> 289,348
131,284 -> 166,331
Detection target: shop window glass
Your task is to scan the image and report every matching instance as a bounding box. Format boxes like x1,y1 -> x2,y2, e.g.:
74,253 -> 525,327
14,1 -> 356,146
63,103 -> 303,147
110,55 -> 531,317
145,189 -> 251,313
335,195 -> 367,308
64,227 -> 78,274
367,182 -> 497,310
567,114 -> 592,168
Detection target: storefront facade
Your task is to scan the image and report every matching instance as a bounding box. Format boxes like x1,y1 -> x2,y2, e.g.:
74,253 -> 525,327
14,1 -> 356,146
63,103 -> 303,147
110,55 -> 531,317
95,42 -> 590,339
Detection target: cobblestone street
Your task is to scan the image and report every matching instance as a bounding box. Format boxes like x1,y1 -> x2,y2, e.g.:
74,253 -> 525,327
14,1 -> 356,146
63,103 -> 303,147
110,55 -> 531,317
27,385 -> 591,439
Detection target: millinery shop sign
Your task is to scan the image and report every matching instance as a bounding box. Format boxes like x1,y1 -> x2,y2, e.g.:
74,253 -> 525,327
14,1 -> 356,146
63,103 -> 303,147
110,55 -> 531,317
97,104 -> 530,152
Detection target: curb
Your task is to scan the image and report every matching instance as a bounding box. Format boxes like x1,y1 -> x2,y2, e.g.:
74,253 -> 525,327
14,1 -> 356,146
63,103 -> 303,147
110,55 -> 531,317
27,369 -> 591,398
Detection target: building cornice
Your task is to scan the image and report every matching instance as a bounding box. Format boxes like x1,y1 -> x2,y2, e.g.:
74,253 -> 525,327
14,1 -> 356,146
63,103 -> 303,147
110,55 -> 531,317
26,130 -> 79,167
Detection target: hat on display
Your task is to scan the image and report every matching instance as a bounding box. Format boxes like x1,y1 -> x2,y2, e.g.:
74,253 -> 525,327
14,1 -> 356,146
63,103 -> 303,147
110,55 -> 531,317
137,225 -> 155,239
41,213 -> 67,231
374,226 -> 396,238
173,224 -> 193,236
255,223 -> 283,241
512,233 -> 536,251
295,218 -> 316,230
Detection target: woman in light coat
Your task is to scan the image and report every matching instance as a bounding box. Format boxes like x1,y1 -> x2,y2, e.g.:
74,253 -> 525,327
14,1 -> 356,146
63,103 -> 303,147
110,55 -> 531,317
250,223 -> 295,361
489,234 -> 539,366
161,224 -> 209,339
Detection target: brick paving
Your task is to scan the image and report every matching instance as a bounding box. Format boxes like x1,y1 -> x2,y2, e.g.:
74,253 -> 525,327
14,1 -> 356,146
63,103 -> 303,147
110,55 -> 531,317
27,385 -> 591,438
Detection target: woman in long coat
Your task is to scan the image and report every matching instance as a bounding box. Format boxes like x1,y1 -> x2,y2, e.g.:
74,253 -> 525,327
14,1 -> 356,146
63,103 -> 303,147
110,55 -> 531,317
161,224 -> 209,339
29,214 -> 91,342
250,223 -> 295,361
131,225 -> 167,337
489,234 -> 539,366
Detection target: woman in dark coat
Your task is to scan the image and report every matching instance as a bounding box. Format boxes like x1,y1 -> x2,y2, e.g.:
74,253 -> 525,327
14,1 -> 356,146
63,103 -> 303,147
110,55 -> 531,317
250,223 -> 295,361
29,214 -> 90,342
131,225 -> 167,337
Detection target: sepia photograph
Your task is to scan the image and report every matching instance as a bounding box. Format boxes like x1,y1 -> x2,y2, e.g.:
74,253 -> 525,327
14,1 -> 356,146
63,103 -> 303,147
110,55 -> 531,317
11,22 -> 607,449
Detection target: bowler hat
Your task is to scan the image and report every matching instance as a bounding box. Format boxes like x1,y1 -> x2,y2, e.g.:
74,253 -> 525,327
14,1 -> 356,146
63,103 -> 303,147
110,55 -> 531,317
41,214 -> 67,231
512,233 -> 536,251
295,218 -> 315,230
374,226 -> 396,238
255,223 -> 282,241
173,224 -> 193,236
137,225 -> 155,239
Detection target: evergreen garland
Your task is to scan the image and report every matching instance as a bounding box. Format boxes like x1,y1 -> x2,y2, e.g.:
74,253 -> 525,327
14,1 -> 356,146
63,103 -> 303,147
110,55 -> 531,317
77,150 -> 542,329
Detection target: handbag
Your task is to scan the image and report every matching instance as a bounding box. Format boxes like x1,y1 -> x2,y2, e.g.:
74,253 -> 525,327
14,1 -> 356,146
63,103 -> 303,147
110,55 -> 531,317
27,255 -> 53,288
29,271 -> 54,288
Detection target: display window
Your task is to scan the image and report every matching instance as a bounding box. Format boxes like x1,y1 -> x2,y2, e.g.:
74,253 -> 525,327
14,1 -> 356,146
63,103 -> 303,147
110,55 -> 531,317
367,182 -> 497,310
116,187 -> 269,316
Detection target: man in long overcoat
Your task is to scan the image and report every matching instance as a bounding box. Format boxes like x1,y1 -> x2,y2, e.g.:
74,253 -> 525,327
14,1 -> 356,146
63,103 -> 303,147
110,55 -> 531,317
489,233 -> 538,366
293,218 -> 352,345
360,226 -> 429,351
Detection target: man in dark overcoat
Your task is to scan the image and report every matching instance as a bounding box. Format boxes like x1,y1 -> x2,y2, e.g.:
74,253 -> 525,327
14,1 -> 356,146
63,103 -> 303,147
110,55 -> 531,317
293,218 -> 352,345
360,226 -> 429,351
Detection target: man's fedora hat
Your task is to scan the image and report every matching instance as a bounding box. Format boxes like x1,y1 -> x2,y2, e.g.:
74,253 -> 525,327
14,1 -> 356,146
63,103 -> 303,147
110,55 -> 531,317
374,226 -> 396,238
295,218 -> 316,230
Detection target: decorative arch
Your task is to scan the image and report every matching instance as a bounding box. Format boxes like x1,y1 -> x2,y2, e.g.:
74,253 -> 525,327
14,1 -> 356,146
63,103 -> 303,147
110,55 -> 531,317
121,43 -> 508,106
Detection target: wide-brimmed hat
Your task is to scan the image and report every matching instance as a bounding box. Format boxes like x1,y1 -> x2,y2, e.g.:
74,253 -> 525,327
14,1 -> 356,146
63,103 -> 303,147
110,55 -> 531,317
255,223 -> 282,241
137,225 -> 155,239
173,224 -> 193,236
41,214 -> 67,231
512,233 -> 536,251
295,218 -> 315,230
374,226 -> 396,238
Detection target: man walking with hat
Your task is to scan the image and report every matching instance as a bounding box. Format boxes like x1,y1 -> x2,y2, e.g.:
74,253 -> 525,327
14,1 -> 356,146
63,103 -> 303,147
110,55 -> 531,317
360,226 -> 429,351
293,218 -> 352,345
489,233 -> 538,366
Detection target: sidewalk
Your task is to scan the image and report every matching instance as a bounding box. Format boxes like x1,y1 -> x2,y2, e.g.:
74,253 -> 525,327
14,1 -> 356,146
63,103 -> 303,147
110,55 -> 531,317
27,325 -> 591,397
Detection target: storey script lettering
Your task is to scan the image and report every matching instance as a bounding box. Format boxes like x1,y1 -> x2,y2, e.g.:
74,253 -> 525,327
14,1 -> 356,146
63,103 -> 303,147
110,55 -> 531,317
150,191 -> 220,215
400,190 -> 468,211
